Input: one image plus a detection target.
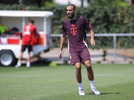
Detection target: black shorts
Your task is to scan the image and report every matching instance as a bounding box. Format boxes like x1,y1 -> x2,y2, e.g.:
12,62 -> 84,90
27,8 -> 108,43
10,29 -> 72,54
21,45 -> 33,53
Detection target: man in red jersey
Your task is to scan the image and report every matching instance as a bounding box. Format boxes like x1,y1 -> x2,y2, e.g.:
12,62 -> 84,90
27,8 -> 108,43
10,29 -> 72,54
58,4 -> 100,95
15,20 -> 37,68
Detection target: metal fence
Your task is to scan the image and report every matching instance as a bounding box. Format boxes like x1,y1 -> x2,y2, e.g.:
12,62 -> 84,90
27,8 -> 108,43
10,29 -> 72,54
51,33 -> 134,64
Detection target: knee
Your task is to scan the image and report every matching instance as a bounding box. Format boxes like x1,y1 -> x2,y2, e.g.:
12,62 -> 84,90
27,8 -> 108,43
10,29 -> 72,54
85,61 -> 92,69
75,65 -> 81,73
86,64 -> 92,69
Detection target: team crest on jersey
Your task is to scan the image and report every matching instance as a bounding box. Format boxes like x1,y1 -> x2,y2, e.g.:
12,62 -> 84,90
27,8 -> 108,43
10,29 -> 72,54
70,24 -> 77,35
71,24 -> 75,27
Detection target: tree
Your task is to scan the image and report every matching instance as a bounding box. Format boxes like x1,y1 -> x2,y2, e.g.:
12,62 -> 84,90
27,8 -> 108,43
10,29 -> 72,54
87,0 -> 129,7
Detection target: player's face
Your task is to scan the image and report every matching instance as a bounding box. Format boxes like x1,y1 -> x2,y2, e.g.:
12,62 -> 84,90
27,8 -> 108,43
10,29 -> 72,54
67,6 -> 76,19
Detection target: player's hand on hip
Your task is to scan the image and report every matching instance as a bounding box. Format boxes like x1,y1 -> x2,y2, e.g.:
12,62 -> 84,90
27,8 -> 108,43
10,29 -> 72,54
58,51 -> 62,58
90,39 -> 95,46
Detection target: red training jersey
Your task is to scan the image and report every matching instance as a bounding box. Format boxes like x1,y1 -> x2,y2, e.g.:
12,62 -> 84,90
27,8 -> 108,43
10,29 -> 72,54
22,24 -> 36,45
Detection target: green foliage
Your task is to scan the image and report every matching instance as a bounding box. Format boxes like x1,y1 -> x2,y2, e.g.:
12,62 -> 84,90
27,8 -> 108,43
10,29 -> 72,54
87,0 -> 129,7
0,4 -> 134,49
45,1 -> 56,7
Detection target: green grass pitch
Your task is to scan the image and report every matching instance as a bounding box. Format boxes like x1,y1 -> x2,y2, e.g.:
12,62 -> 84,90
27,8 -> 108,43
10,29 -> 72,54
0,64 -> 134,100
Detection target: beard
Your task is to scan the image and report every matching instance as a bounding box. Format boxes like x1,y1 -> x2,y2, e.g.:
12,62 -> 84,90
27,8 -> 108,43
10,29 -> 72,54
67,13 -> 75,19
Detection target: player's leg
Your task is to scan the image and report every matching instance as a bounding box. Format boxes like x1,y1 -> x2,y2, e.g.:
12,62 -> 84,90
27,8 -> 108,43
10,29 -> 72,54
70,52 -> 85,95
80,48 -> 94,80
18,52 -> 23,61
84,60 -> 94,80
81,48 -> 100,95
84,60 -> 100,95
15,45 -> 25,68
75,62 -> 85,95
84,60 -> 95,89
75,62 -> 82,83
27,52 -> 31,67
26,45 -> 32,67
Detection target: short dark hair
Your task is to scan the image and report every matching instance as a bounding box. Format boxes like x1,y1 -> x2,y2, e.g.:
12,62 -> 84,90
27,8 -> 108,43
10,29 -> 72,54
30,20 -> 34,24
67,4 -> 76,10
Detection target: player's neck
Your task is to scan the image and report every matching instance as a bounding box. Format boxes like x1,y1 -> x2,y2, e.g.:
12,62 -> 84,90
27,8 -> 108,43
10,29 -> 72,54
70,15 -> 76,20
28,23 -> 33,25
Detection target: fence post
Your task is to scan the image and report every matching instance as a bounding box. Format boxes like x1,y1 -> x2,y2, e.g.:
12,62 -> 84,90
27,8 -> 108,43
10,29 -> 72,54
114,34 -> 117,64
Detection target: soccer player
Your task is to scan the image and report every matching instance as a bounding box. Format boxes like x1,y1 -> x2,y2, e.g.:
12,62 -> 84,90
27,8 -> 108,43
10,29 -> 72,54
58,4 -> 100,95
15,20 -> 37,68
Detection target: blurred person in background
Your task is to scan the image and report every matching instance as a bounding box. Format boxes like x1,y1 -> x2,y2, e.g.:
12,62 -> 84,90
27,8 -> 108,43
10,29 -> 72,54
58,4 -> 100,95
15,20 -> 37,68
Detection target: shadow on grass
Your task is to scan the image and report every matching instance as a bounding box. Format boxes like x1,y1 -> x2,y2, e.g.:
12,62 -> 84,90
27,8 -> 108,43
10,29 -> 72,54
31,58 -> 70,67
31,58 -> 51,66
85,92 -> 122,95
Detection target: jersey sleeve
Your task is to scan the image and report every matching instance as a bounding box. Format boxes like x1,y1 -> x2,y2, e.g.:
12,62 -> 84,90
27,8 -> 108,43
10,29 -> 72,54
62,22 -> 67,35
34,27 -> 37,37
84,18 -> 92,31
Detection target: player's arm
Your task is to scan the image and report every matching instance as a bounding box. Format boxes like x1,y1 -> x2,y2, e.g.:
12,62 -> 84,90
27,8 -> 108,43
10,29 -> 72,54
84,18 -> 95,46
30,35 -> 34,45
30,28 -> 36,45
58,34 -> 66,58
89,29 -> 95,46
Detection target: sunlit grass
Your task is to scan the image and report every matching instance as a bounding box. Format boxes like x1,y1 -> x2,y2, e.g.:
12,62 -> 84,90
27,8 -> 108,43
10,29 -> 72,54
0,64 -> 134,100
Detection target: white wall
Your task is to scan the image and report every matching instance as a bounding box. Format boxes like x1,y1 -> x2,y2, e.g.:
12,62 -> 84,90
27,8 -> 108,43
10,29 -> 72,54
54,0 -> 88,7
